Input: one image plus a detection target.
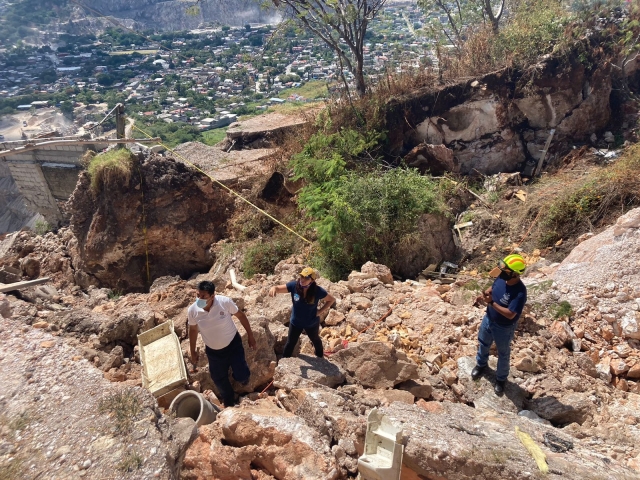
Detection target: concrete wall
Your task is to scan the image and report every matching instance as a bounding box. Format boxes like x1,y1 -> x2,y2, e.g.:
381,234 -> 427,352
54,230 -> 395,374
41,163 -> 82,200
3,143 -> 89,226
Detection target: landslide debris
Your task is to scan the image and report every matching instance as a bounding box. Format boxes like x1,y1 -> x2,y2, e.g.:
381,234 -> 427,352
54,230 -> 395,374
2,208 -> 640,478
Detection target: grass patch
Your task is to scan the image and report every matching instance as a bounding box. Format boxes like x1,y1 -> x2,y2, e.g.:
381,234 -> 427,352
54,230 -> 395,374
243,237 -> 296,278
34,219 -> 51,235
108,289 -> 124,300
278,80 -> 329,100
269,101 -> 324,115
87,148 -> 135,194
538,145 -> 640,246
201,127 -> 228,146
552,300 -> 573,319
527,280 -> 554,296
98,389 -> 142,435
119,450 -> 144,472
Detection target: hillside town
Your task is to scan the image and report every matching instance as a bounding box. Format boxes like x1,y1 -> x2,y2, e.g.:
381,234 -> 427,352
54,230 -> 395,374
0,2 -> 431,142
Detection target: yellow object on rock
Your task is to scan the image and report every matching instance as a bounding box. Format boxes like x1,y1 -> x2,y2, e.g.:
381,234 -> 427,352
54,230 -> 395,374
515,426 -> 549,474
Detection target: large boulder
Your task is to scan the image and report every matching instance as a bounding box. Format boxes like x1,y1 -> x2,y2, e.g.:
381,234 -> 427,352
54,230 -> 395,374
67,155 -> 235,292
274,355 -> 346,390
383,401 -> 634,479
525,392 -> 594,426
331,342 -> 419,388
181,400 -> 339,480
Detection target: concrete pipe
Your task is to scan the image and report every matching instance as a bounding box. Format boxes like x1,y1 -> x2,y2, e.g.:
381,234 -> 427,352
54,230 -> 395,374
169,391 -> 219,426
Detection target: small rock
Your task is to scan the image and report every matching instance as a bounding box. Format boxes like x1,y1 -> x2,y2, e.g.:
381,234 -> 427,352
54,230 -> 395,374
32,321 -> 49,329
324,310 -> 345,326
610,359 -> 630,376
515,356 -> 541,373
40,341 -> 56,348
626,363 -> 640,379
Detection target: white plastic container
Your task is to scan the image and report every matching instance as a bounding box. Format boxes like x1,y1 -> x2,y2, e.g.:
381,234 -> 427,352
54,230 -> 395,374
138,321 -> 188,398
357,408 -> 404,480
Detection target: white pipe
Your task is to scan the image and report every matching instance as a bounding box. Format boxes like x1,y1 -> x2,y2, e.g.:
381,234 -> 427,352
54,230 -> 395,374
229,268 -> 246,292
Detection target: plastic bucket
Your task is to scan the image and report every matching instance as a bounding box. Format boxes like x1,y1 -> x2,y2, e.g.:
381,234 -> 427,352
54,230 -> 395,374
169,391 -> 219,426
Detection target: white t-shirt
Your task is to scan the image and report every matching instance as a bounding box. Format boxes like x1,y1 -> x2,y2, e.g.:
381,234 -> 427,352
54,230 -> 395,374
187,295 -> 239,350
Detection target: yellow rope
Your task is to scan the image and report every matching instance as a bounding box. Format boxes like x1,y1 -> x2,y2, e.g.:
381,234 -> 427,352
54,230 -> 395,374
136,165 -> 151,285
131,124 -> 312,244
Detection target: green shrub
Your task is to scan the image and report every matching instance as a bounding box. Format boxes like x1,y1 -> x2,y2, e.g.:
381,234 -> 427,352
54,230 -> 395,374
552,300 -> 573,319
87,148 -> 135,193
493,0 -> 569,67
299,167 -> 443,279
243,238 -> 296,278
34,219 -> 51,235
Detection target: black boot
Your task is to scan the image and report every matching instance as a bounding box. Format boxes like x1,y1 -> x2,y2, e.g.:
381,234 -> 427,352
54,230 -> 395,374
471,365 -> 485,380
494,380 -> 506,395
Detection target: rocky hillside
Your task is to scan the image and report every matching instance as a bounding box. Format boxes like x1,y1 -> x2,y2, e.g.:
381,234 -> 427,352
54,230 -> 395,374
1,207 -> 640,478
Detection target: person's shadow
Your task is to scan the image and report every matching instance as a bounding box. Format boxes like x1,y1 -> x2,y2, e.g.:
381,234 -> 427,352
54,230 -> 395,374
296,354 -> 345,386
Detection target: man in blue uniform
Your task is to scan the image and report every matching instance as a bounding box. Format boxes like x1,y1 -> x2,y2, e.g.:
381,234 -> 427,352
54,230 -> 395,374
471,254 -> 528,395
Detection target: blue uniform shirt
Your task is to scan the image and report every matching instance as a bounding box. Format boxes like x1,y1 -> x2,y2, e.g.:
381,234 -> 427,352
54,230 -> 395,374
286,280 -> 328,328
488,277 -> 527,325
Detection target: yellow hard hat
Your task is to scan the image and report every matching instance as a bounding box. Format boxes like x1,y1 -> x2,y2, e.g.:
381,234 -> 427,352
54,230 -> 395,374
299,267 -> 318,280
500,254 -> 526,274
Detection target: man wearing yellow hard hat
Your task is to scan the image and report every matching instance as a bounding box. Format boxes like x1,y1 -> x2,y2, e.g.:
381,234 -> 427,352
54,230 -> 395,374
471,254 -> 528,395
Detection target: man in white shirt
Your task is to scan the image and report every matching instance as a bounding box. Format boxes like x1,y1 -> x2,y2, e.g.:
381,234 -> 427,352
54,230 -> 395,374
188,280 -> 256,407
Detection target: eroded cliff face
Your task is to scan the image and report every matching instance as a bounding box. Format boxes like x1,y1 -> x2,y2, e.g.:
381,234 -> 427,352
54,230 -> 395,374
391,53 -> 634,175
67,154 -> 235,292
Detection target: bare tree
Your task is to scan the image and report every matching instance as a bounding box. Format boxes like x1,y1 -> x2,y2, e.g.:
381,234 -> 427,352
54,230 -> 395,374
419,0 -> 506,47
270,0 -> 388,96
482,0 -> 506,33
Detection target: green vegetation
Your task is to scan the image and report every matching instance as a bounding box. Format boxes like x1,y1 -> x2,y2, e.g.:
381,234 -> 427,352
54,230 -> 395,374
492,0 -> 568,66
108,289 -> 124,301
291,128 -> 444,279
98,389 -> 142,435
552,300 -> 573,319
0,0 -> 70,45
34,219 -> 51,236
86,149 -> 135,194
201,128 -> 229,146
539,145 -> 640,246
144,121 -> 204,148
243,237 -> 296,278
278,80 -> 329,100
119,450 -> 144,472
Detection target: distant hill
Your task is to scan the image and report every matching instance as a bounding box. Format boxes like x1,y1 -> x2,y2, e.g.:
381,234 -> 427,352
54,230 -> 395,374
0,0 -> 279,45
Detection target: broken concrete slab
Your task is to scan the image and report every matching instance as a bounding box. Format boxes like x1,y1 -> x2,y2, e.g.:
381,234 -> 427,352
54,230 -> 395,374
223,112 -> 307,149
172,142 -> 277,183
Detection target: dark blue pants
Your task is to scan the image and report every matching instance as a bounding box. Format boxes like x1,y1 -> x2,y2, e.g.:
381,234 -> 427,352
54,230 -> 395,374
283,320 -> 323,358
476,314 -> 518,382
205,332 -> 250,406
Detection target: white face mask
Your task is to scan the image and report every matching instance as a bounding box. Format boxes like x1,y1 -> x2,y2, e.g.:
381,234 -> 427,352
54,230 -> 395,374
196,298 -> 208,308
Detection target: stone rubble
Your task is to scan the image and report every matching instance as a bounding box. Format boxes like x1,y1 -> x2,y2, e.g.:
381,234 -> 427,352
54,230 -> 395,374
1,208 -> 640,478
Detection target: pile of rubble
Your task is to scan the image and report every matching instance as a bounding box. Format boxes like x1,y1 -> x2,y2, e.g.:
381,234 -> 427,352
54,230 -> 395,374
1,209 -> 640,478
